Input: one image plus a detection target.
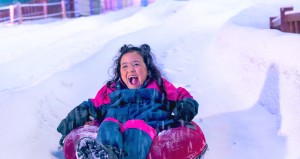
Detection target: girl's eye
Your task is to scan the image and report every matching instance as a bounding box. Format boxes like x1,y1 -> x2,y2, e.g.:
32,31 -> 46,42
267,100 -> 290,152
133,63 -> 140,66
122,65 -> 128,69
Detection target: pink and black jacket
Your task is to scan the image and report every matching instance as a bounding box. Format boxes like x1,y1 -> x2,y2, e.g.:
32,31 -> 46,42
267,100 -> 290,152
89,78 -> 199,131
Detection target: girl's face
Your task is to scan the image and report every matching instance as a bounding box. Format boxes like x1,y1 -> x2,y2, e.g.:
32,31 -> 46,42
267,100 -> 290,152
120,51 -> 148,89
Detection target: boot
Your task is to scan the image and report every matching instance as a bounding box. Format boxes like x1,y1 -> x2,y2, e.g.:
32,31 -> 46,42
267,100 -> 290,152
76,137 -> 118,159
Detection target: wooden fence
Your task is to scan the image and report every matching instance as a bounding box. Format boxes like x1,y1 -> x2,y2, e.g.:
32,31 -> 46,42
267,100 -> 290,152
270,6 -> 300,34
0,1 -> 66,24
0,0 -> 155,24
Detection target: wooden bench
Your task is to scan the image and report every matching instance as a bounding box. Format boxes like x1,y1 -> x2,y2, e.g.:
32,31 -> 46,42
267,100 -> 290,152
270,6 -> 300,34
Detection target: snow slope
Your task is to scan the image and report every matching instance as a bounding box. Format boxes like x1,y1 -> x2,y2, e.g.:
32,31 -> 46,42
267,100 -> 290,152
0,0 -> 299,158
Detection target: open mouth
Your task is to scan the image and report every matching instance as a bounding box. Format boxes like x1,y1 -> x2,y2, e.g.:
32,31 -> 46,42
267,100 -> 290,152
129,76 -> 138,85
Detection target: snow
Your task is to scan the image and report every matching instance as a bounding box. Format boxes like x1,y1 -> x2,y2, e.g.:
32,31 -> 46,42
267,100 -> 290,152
0,0 -> 300,158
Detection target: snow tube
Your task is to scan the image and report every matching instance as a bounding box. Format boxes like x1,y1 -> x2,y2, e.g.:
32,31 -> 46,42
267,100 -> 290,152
63,120 -> 207,159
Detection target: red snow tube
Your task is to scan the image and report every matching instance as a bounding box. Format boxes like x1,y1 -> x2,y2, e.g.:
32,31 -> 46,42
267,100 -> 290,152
63,120 -> 207,159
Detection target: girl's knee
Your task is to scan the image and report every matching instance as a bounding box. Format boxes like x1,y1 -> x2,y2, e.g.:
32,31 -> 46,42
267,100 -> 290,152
97,118 -> 124,148
123,119 -> 157,140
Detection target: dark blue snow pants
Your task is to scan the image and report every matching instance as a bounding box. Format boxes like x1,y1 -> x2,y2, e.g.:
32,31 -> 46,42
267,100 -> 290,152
96,118 -> 156,159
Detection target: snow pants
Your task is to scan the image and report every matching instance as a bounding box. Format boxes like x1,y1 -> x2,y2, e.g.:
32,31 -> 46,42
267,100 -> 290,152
96,118 -> 157,159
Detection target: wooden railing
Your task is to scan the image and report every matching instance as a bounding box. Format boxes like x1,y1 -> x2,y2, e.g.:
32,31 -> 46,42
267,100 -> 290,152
270,6 -> 300,34
0,0 -> 155,24
0,1 -> 66,24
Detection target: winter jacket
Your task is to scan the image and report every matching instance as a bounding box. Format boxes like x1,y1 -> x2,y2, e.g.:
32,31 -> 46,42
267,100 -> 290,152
90,78 -> 199,131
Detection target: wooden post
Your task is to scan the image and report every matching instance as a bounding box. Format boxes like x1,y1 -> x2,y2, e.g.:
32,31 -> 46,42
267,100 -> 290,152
9,5 -> 14,24
69,0 -> 75,18
61,0 -> 66,18
296,21 -> 300,33
280,7 -> 293,32
43,0 -> 48,18
16,2 -> 22,24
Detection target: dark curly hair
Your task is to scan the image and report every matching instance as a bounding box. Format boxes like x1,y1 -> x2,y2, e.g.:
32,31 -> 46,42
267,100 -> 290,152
106,44 -> 166,96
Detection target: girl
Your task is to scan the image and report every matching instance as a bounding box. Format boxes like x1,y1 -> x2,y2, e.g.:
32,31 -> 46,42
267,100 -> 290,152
57,44 -> 199,159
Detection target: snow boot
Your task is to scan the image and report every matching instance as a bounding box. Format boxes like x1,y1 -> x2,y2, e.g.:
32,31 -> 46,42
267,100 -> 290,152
76,137 -> 118,159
